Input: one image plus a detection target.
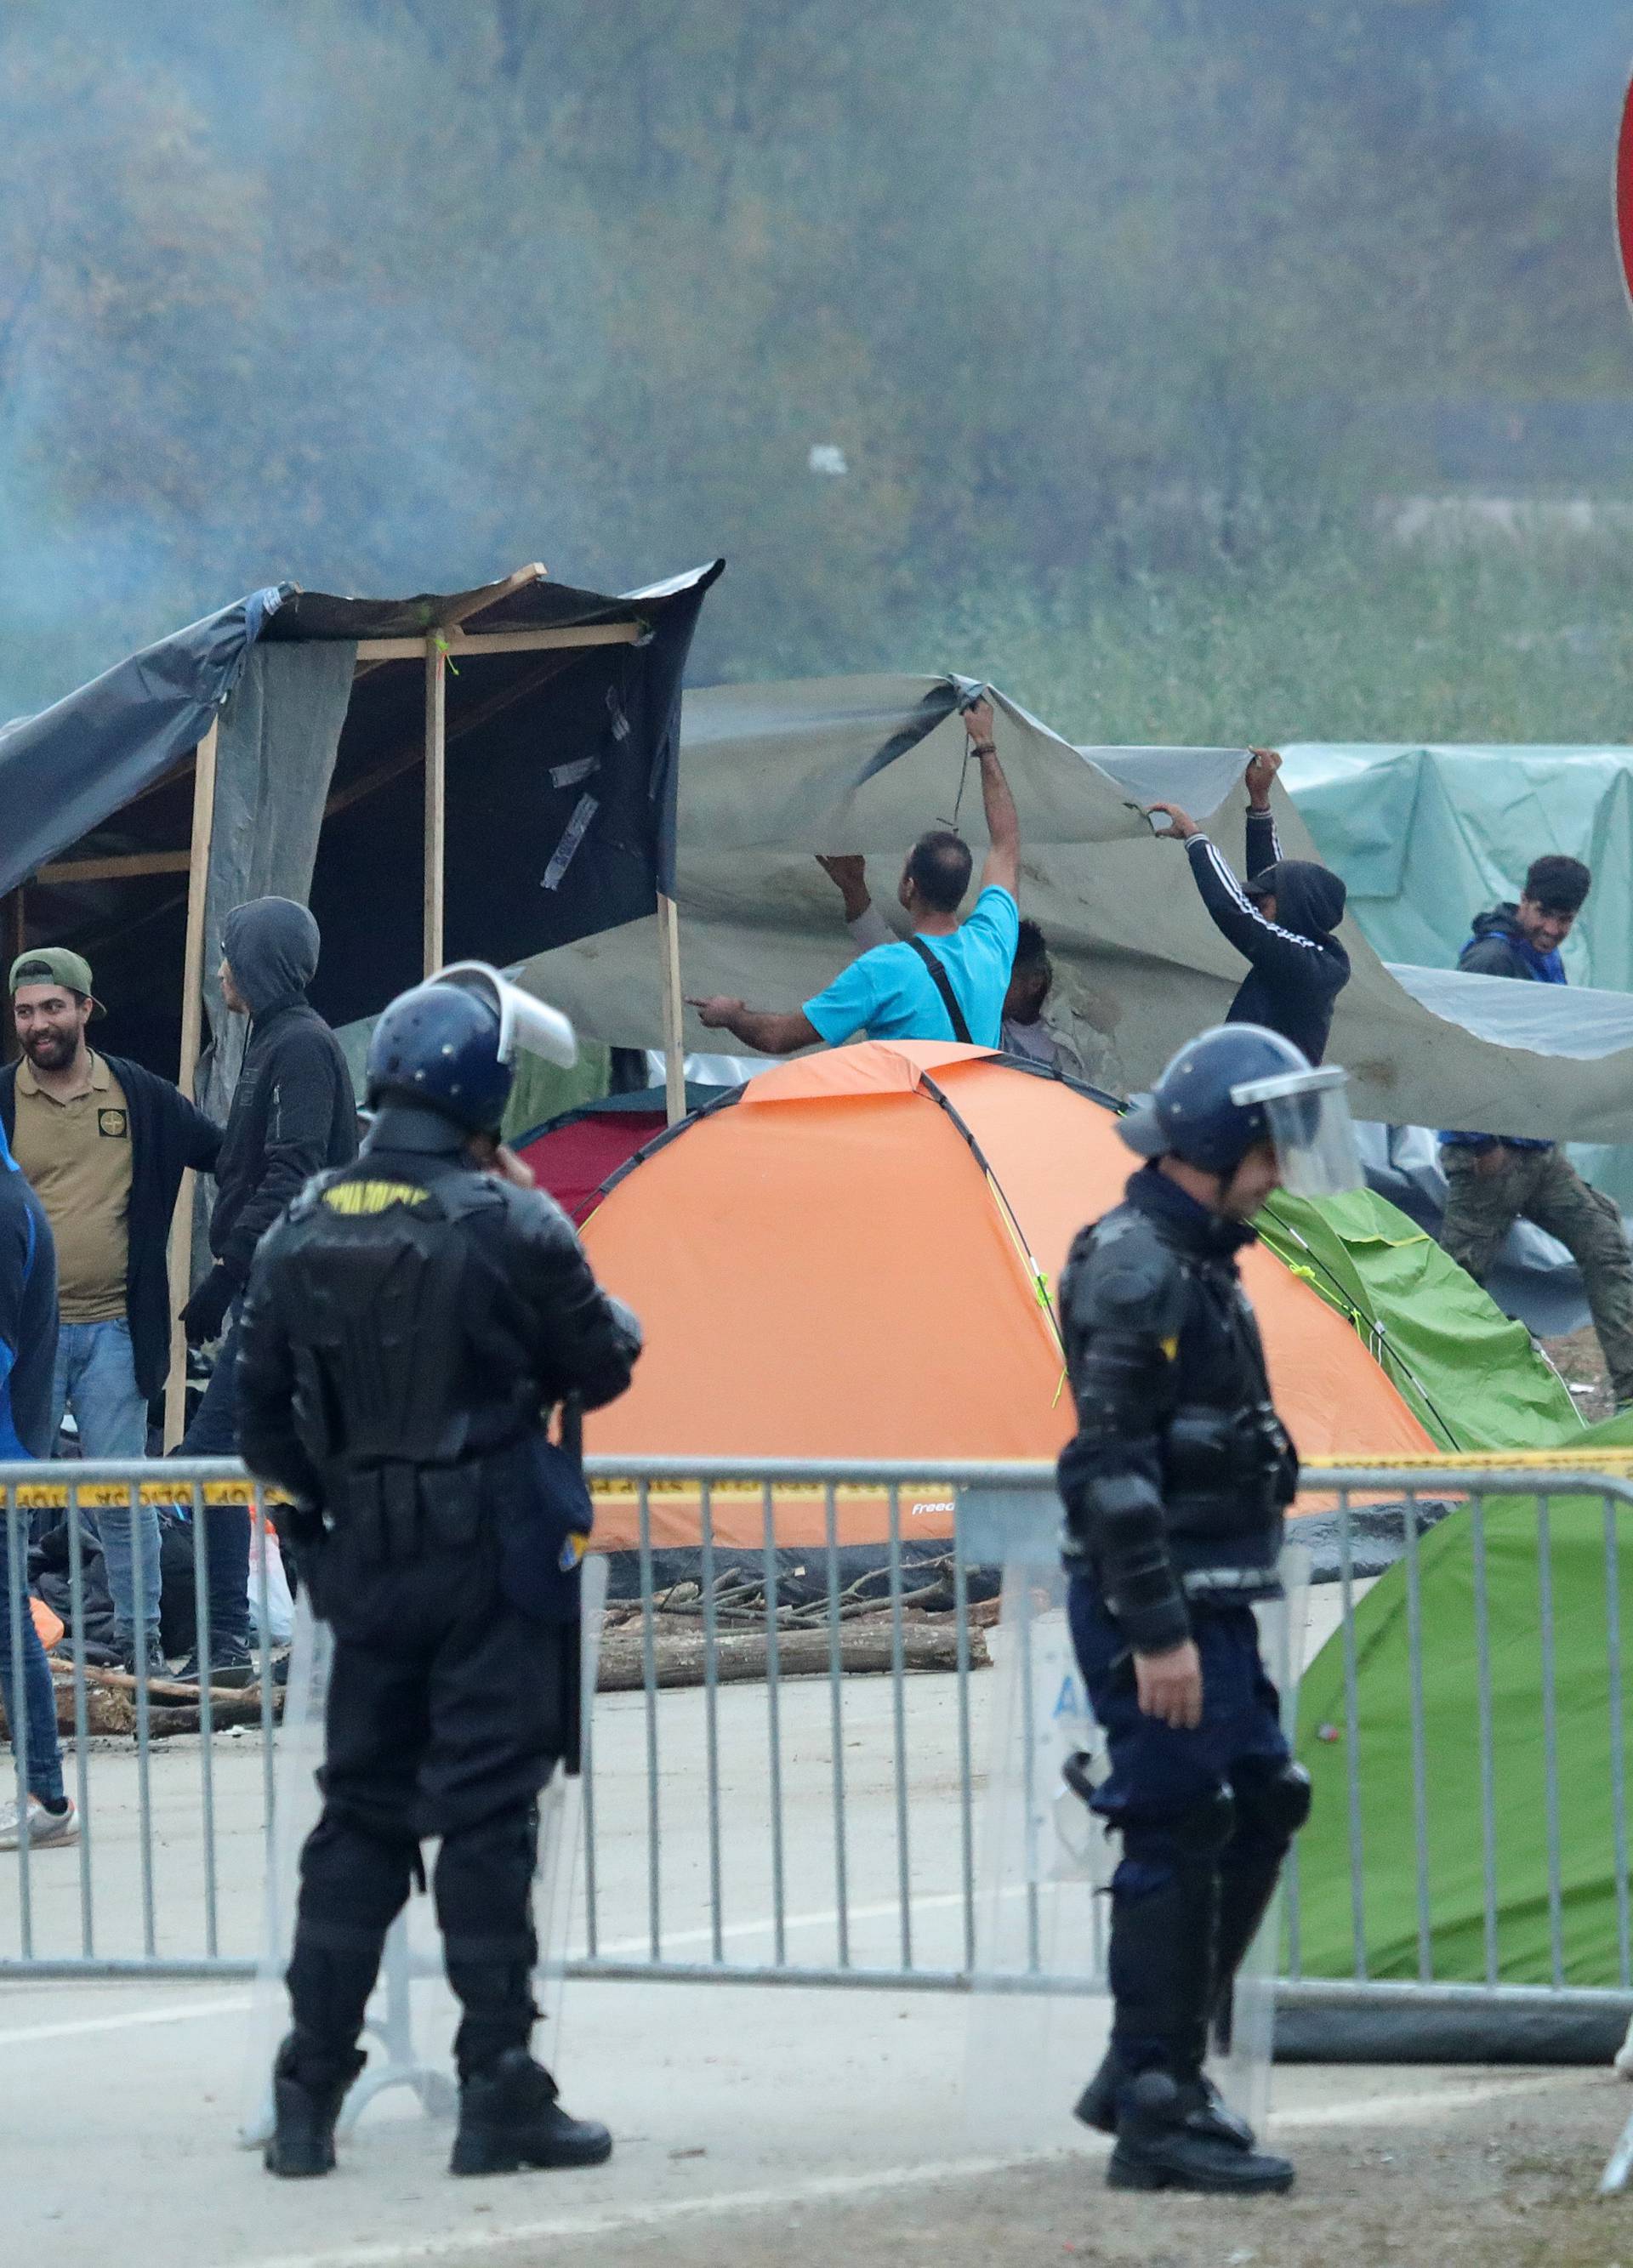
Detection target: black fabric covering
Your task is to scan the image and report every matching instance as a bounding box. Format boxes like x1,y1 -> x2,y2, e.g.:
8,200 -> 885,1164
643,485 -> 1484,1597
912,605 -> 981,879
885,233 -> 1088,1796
8,562 -> 723,1076
306,564 -> 720,1029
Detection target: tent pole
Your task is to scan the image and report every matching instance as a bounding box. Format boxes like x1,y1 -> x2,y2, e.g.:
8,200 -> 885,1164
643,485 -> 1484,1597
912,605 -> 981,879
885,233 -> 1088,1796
164,719 -> 219,1450
424,633 -> 447,976
656,892 -> 686,1126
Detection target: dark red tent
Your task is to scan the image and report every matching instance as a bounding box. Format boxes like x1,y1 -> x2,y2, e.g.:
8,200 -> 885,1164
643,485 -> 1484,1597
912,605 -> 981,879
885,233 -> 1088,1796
515,1084 -> 722,1223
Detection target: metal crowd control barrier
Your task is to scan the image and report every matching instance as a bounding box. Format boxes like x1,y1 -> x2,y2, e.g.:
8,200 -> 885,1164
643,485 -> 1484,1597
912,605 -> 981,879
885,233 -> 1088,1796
2,1452 -> 1632,2060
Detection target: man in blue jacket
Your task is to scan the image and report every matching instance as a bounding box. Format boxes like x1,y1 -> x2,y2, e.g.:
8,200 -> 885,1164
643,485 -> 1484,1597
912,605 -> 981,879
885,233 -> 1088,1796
0,1116 -> 77,1852
1438,855 -> 1633,1409
1147,750 -> 1350,1066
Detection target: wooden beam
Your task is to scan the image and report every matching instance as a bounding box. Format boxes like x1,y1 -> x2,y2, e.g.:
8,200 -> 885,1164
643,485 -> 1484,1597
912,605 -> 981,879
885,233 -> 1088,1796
656,892 -> 686,1127
353,622 -> 640,664
424,633 -> 447,977
350,563 -> 549,683
164,719 -> 219,1450
36,850 -> 191,886
443,560 -> 547,631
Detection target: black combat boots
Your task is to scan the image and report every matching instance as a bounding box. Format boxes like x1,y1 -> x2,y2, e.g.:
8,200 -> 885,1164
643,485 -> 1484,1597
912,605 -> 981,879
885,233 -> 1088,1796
1074,2044 -> 1254,2151
264,2036 -> 366,2178
1107,2070 -> 1294,2195
450,2048 -> 613,2177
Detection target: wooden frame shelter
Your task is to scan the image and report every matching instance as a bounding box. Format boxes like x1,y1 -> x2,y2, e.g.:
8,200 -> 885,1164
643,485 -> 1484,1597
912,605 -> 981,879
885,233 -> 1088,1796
1,558 -> 723,1438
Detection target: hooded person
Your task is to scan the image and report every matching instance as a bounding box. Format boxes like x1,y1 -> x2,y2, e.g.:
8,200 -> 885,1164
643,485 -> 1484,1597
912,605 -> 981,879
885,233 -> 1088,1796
175,897 -> 359,1685
1147,750 -> 1350,1067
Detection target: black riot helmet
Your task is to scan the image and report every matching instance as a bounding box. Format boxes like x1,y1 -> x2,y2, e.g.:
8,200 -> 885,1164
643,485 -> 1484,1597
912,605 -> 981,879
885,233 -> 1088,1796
365,963 -> 577,1135
1118,1023 -> 1363,1197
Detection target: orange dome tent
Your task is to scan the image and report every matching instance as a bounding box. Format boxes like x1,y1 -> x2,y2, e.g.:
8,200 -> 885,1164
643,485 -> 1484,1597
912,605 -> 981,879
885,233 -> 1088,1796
580,1041 -> 1433,1546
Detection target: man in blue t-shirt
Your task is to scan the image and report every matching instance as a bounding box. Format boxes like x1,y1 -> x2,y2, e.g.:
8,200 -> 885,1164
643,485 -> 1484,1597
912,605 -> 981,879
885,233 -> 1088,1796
688,696 -> 1021,1054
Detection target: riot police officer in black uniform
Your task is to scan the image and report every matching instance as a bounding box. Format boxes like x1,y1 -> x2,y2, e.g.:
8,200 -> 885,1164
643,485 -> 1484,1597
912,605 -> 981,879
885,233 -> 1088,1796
236,965 -> 640,2181
1056,1023 -> 1363,2196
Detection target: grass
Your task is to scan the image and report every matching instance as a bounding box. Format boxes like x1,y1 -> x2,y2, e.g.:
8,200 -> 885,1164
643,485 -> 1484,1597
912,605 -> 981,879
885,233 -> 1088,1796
909,520 -> 1633,750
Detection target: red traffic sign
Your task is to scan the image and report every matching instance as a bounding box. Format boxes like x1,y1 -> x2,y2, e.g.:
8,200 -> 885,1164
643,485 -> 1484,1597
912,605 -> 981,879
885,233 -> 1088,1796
1618,71 -> 1633,309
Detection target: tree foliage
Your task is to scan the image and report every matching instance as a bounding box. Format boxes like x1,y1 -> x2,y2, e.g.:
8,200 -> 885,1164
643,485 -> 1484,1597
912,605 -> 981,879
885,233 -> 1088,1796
1,0 -> 1629,735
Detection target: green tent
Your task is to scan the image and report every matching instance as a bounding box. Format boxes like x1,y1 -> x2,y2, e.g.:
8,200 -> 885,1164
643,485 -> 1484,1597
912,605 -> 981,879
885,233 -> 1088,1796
1259,1186 -> 1581,1454
1291,1408 -> 1633,1991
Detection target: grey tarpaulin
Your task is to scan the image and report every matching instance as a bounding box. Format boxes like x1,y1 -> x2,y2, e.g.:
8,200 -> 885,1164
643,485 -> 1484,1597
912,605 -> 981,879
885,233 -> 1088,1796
518,674 -> 1633,1147
196,639 -> 358,1123
0,587 -> 287,897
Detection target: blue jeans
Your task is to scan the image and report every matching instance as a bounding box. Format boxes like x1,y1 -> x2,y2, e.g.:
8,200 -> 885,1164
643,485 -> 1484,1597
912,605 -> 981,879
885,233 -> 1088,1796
179,1314 -> 249,1652
0,1518 -> 65,1805
52,1319 -> 158,1643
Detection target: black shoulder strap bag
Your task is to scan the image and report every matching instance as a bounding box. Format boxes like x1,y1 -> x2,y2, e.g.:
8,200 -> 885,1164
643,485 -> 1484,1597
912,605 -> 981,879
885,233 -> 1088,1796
905,935 -> 972,1044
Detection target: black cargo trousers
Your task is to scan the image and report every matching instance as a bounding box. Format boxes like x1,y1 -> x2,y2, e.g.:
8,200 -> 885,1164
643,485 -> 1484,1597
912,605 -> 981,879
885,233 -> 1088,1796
285,1464 -> 576,2091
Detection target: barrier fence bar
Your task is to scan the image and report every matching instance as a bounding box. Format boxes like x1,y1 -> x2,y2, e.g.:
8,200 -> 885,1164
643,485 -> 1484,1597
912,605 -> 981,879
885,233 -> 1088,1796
64,1498 -> 93,1959
698,1479 -> 725,1965
636,1478 -> 662,1964
886,1481 -> 912,1973
760,1480 -> 787,1970
1338,1489 -> 1367,1984
0,1452 -> 1629,2050
1607,1489 -> 1630,1990
824,1481 -> 851,1972
191,1480 -> 219,1962
1471,1489 -> 1499,1989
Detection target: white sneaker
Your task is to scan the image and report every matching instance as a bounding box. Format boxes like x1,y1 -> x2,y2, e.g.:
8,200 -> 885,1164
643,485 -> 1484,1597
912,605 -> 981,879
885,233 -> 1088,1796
0,1795 -> 79,1851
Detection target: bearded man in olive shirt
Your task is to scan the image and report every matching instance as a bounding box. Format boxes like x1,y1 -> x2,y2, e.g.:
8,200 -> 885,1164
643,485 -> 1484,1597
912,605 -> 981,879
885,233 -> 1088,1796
2,949 -> 221,1675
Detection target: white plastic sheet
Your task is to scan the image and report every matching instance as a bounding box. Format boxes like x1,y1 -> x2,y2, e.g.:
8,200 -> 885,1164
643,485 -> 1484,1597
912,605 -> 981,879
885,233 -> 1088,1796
240,1558 -> 607,2148
964,1543 -> 1310,2151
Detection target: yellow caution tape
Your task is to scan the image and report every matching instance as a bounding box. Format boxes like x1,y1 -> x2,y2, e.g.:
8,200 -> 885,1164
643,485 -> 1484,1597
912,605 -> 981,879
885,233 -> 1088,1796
3,1480 -> 280,1510
1304,1450 -> 1633,1478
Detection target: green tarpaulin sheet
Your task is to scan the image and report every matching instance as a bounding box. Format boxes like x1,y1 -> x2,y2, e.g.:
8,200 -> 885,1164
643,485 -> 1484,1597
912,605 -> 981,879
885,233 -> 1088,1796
1292,1408 -> 1633,1988
1260,1187 -> 1581,1454
1282,743 -> 1633,993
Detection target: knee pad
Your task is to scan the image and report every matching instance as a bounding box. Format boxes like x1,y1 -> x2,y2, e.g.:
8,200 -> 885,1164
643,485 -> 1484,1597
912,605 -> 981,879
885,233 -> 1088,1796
1118,1782 -> 1235,1884
1232,1759 -> 1311,1856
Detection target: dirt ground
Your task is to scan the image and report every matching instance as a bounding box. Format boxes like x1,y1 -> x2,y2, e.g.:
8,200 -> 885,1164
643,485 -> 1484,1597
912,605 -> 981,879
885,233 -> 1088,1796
467,2072 -> 1633,2268
1545,1325 -> 1614,1425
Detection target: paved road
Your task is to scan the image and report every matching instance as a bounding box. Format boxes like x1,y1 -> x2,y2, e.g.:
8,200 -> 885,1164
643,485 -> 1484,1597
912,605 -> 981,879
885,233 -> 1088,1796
5,1967 -> 1619,2268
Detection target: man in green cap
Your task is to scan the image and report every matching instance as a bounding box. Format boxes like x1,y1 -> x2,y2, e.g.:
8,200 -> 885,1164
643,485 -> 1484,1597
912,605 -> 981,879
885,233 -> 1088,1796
1,948 -> 222,1678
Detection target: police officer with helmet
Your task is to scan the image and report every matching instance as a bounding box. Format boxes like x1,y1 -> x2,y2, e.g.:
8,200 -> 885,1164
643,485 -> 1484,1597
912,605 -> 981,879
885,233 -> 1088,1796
1056,1022 -> 1363,2195
236,963 -> 640,2181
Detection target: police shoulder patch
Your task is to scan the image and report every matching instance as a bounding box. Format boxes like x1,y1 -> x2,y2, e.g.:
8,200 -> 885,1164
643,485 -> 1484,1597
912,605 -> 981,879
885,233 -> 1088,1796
1065,1213 -> 1187,1341
321,1179 -> 431,1216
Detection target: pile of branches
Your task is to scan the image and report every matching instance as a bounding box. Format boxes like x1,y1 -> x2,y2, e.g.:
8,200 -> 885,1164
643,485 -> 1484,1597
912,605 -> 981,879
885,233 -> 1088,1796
597,1557 -> 993,1691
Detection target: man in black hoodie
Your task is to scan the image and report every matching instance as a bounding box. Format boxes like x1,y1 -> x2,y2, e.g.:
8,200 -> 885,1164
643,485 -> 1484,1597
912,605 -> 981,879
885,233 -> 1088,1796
1147,750 -> 1350,1066
178,897 -> 357,1683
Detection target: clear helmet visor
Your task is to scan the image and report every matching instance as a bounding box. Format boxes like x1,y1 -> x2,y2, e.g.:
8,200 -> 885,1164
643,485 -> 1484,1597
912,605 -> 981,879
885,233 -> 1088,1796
1232,1063 -> 1363,1199
433,961 -> 578,1071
